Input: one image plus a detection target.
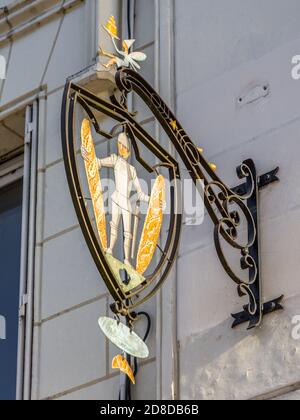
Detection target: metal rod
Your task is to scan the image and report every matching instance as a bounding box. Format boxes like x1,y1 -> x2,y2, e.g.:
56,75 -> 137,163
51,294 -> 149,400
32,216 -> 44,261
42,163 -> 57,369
169,0 -> 180,401
23,100 -> 38,400
120,1 -> 133,401
16,104 -> 32,400
154,0 -> 163,402
30,94 -> 47,400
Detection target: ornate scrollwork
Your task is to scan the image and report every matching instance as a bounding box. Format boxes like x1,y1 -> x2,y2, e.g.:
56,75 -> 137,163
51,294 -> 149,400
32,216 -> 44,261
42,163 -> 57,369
61,66 -> 283,331
114,67 -> 283,330
208,163 -> 258,317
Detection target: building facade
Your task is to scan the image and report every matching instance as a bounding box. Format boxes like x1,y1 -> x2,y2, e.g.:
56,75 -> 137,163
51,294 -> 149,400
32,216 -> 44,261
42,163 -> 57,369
0,0 -> 300,400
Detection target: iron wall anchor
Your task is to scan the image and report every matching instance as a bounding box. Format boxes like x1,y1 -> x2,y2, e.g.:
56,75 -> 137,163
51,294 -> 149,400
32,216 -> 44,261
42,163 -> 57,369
231,163 -> 283,329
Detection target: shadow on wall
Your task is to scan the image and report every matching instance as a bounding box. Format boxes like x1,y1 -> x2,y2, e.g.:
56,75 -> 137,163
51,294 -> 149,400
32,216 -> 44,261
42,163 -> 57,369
179,295 -> 300,400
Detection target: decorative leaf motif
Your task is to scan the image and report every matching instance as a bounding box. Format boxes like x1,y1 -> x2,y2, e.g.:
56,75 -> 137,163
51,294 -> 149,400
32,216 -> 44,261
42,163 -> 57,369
112,354 -> 135,384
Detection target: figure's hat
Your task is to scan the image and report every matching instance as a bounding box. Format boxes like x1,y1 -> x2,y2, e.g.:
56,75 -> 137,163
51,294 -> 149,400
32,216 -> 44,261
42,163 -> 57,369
103,15 -> 119,40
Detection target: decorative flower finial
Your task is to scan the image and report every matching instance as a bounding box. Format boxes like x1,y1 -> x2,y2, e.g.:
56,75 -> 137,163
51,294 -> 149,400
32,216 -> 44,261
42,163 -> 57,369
99,15 -> 147,72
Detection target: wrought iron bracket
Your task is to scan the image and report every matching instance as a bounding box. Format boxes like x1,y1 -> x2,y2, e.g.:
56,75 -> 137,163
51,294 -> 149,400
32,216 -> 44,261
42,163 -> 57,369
232,167 -> 279,196
231,163 -> 283,329
232,295 -> 284,329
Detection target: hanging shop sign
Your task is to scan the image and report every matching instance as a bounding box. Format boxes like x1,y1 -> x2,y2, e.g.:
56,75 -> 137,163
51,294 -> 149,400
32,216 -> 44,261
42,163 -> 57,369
61,16 -> 283,373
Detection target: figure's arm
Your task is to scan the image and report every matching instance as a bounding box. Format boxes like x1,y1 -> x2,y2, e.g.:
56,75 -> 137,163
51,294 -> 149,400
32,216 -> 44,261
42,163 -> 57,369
97,154 -> 117,169
132,168 -> 150,203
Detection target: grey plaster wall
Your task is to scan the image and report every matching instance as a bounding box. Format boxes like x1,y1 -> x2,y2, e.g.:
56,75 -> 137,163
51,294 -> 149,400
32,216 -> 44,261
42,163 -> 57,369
174,0 -> 300,400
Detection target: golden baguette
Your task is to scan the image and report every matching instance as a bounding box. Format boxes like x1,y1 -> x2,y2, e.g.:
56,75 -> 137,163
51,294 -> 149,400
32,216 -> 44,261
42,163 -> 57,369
81,119 -> 107,249
136,175 -> 165,274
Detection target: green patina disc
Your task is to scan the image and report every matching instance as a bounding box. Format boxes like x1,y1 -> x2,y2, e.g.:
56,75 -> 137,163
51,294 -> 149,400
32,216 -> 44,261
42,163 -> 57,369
105,253 -> 146,293
98,317 -> 149,359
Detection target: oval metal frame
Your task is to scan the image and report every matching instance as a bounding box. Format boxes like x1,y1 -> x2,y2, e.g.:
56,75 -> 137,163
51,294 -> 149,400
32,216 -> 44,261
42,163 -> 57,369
61,81 -> 182,320
61,68 -> 283,330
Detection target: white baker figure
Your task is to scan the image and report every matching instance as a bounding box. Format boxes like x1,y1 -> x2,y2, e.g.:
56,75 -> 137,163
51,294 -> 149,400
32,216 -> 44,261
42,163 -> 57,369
82,133 -> 149,267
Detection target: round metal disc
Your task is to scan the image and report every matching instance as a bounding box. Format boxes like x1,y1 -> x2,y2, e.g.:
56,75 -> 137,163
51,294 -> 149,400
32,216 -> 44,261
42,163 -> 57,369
98,317 -> 149,359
